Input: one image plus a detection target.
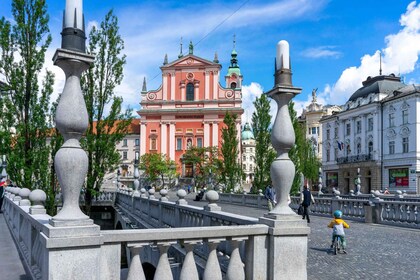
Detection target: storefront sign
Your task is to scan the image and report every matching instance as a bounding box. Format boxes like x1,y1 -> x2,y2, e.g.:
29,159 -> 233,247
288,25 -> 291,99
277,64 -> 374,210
389,168 -> 409,188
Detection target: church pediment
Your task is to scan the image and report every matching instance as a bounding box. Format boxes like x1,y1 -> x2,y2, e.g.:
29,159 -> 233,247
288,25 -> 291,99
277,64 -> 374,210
162,54 -> 219,69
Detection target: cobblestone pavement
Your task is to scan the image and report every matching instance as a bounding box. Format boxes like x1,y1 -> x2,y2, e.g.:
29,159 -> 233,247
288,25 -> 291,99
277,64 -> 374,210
178,192 -> 420,280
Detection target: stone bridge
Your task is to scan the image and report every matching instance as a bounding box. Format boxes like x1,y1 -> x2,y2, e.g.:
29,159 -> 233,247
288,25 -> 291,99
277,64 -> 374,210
1,187 -> 420,279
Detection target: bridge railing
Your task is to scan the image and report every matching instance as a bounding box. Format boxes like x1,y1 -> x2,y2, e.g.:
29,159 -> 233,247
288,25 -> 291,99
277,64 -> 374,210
218,191 -> 420,228
101,224 -> 269,279
115,191 -> 258,229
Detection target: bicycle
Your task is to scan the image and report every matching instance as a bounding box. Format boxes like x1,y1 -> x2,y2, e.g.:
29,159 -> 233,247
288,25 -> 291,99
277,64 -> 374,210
332,235 -> 346,255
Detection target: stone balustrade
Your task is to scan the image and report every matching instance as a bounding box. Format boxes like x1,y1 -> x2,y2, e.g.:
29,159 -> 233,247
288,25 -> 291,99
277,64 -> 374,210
2,186 -> 305,280
217,191 -> 420,229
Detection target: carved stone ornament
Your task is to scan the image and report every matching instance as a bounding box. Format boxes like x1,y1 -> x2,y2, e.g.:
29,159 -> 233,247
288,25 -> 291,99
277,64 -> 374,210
147,92 -> 157,100
225,90 -> 234,99
186,72 -> 194,80
386,129 -> 397,139
400,126 -> 410,137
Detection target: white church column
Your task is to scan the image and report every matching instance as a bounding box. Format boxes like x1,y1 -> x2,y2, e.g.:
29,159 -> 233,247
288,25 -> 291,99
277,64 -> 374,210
205,71 -> 210,100
204,122 -> 210,147
213,71 -> 218,99
212,122 -> 218,147
161,122 -> 167,156
169,122 -> 175,160
162,73 -> 168,100
140,123 -> 147,157
170,72 -> 175,101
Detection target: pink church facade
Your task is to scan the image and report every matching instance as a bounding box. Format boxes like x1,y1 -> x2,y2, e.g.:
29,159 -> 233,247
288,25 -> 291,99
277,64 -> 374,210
138,43 -> 243,176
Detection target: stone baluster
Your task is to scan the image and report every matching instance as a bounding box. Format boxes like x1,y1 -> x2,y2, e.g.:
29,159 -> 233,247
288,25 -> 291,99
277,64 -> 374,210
176,189 -> 188,205
203,239 -> 223,280
204,190 -> 221,211
140,188 -> 147,198
154,242 -> 176,280
13,187 -> 22,203
226,239 -> 245,280
160,189 -> 169,201
127,245 -> 147,280
19,188 -> 31,207
148,188 -> 156,200
179,241 -> 200,280
29,190 -> 47,215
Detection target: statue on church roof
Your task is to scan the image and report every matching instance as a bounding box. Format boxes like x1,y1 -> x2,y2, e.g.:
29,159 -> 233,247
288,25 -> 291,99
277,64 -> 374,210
189,41 -> 193,55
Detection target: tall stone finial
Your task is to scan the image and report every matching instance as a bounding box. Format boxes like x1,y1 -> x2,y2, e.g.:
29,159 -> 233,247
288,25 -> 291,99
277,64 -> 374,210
62,0 -> 86,52
51,0 -> 95,226
178,37 -> 183,58
189,41 -> 194,55
264,39 -> 301,216
141,77 -> 147,93
213,51 -> 219,63
163,53 -> 168,65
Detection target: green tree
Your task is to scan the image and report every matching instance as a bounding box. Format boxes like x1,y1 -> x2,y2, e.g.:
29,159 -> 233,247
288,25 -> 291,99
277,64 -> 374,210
220,112 -> 242,192
289,101 -> 320,194
251,94 -> 276,193
81,10 -> 132,210
182,146 -> 219,189
0,0 -> 54,193
139,153 -> 177,188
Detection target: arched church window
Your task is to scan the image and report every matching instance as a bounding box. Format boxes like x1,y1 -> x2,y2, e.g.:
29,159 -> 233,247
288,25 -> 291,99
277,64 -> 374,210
186,83 -> 194,101
230,82 -> 237,89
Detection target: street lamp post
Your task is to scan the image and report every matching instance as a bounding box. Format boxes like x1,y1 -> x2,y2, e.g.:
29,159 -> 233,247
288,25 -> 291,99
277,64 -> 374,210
133,151 -> 140,196
116,169 -> 121,190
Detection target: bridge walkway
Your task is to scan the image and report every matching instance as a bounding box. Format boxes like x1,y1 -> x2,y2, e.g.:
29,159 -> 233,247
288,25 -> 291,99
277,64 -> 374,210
0,212 -> 31,280
180,192 -> 420,280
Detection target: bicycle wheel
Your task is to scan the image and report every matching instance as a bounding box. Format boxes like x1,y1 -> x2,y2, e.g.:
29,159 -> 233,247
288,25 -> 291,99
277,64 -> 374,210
333,237 -> 338,255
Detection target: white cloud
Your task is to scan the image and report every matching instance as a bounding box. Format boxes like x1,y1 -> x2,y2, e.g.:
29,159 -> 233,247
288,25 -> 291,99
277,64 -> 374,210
301,46 -> 342,59
241,82 -> 264,123
322,1 -> 420,105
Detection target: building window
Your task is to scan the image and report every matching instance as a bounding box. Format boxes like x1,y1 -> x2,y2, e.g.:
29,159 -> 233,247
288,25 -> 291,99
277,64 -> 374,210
176,138 -> 182,150
368,141 -> 373,155
334,127 -> 338,138
368,118 -> 373,131
150,139 -> 157,150
311,127 -> 317,135
243,164 -> 246,170
122,139 -> 128,147
334,148 -> 338,160
197,138 -> 203,148
123,151 -> 127,160
402,110 -> 408,124
357,143 -> 361,154
326,129 -> 330,139
135,139 -> 139,146
186,83 -> 194,101
356,121 -> 361,134
402,137 -> 409,153
346,144 -> 351,156
308,128 -> 311,135
326,149 -> 330,161
346,123 -> 351,136
230,82 -> 237,89
243,155 -> 246,161
389,113 -> 395,127
389,141 -> 395,154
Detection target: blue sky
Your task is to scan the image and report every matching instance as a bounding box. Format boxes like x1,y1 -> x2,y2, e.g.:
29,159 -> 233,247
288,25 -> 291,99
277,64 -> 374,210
2,0 -> 420,122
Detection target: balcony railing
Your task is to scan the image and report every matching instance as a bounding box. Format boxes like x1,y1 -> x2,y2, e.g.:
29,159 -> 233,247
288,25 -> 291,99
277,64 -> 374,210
336,153 -> 372,164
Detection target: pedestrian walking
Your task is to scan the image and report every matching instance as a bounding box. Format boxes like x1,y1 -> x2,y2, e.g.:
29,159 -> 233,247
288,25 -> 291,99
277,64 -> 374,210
264,181 -> 276,211
300,184 -> 315,223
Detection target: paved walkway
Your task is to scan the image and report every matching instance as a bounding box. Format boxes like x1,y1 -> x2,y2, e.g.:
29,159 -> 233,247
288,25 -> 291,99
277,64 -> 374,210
0,212 -> 31,280
181,192 -> 420,280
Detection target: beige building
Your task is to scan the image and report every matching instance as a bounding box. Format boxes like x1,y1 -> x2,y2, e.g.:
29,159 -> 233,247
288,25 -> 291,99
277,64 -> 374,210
299,89 -> 341,161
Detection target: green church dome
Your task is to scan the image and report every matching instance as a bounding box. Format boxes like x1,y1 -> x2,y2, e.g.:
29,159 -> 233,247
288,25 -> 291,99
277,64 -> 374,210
241,123 -> 254,140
